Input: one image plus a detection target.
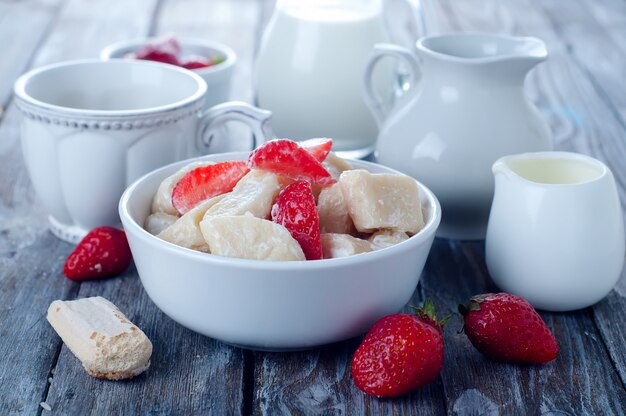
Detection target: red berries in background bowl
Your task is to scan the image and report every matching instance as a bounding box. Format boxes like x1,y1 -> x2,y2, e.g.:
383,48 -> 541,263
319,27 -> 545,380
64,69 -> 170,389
126,35 -> 225,70
101,36 -> 236,109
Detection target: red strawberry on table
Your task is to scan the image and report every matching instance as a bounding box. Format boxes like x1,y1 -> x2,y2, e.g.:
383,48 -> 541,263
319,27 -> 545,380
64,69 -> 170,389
459,292 -> 558,364
299,138 -> 333,162
351,300 -> 447,398
64,227 -> 132,281
271,180 -> 323,260
172,161 -> 250,214
248,139 -> 336,185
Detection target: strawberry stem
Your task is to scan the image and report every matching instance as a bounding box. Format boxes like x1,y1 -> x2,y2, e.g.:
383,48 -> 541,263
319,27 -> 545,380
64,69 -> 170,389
409,300 -> 449,328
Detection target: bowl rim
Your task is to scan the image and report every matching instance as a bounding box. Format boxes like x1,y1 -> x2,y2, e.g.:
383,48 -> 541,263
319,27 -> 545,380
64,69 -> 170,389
13,58 -> 207,117
100,36 -> 237,76
119,152 -> 442,270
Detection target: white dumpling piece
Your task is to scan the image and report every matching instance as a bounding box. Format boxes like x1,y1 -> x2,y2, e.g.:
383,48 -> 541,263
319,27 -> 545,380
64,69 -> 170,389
203,169 -> 286,219
339,169 -> 424,235
368,230 -> 410,250
320,233 -> 373,259
317,183 -> 355,235
144,212 -> 178,236
157,195 -> 226,252
200,216 -> 305,261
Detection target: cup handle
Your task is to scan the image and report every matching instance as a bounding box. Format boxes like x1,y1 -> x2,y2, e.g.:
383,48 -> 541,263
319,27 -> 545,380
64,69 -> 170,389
363,43 -> 421,127
196,101 -> 274,154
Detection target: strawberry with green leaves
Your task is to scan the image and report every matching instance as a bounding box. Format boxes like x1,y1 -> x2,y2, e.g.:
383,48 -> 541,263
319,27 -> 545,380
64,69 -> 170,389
351,301 -> 447,398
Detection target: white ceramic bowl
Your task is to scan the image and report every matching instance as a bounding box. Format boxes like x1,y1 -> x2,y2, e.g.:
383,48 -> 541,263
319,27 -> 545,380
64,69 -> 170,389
119,152 -> 441,350
101,37 -> 236,109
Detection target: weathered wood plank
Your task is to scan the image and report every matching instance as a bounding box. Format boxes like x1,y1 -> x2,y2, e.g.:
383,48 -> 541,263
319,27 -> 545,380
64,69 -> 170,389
45,268 -> 247,415
0,227 -> 77,415
0,85 -> 76,415
29,0 -> 158,66
157,0 -> 261,102
427,0 -> 626,412
0,0 -> 158,414
252,2 -> 440,413
42,0 -> 262,414
253,314 -> 446,415
0,0 -> 63,112
443,0 -> 626,388
529,0 -> 626,387
420,240 -> 626,415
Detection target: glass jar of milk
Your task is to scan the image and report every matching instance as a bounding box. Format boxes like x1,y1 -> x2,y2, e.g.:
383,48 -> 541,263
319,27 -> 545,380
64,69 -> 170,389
255,0 -> 392,158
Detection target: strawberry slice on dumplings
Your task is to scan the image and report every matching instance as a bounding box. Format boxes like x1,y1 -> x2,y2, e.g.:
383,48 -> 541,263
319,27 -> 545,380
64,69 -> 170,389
299,138 -> 333,162
271,180 -> 323,260
172,161 -> 250,214
248,139 -> 336,185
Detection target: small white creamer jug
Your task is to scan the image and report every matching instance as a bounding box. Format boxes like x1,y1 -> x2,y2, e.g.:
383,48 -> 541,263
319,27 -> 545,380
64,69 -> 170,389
363,33 -> 553,239
486,152 -> 625,311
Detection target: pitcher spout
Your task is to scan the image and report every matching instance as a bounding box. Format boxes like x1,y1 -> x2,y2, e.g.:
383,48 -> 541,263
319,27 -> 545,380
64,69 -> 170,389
417,33 -> 547,82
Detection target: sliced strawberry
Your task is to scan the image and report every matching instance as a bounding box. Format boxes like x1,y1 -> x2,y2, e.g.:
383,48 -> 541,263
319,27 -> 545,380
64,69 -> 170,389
172,161 -> 249,214
135,35 -> 182,66
271,180 -> 323,260
64,227 -> 132,281
299,138 -> 333,162
248,139 -> 335,185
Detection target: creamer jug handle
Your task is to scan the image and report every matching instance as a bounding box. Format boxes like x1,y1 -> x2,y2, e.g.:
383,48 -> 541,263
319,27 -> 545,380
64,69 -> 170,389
363,43 -> 421,127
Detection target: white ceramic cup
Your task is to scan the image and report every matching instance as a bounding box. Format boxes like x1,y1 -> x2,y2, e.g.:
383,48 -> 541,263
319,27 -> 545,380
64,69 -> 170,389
14,59 -> 271,243
100,37 -> 236,110
486,152 -> 625,311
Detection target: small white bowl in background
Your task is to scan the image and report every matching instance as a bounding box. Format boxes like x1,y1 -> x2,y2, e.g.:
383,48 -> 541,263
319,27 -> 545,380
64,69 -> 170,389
119,152 -> 441,351
101,37 -> 236,110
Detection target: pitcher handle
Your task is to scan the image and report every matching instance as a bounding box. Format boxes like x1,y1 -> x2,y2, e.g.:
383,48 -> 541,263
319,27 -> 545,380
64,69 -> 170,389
363,43 -> 421,127
196,101 -> 274,154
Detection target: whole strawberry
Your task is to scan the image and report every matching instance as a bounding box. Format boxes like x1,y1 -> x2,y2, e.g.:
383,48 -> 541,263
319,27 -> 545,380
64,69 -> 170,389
64,226 -> 133,281
351,301 -> 446,398
459,293 -> 558,364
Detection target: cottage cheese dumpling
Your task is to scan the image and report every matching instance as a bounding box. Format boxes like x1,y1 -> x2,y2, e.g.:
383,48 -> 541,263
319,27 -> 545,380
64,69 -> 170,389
144,212 -> 178,236
201,216 -> 305,261
339,170 -> 424,234
323,152 -> 353,179
369,230 -> 409,249
151,161 -> 214,215
158,195 -> 226,252
317,183 -> 356,234
203,170 -> 285,219
321,233 -> 373,259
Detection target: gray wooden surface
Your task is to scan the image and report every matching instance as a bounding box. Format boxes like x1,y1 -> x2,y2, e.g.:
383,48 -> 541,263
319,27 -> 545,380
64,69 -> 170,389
0,0 -> 624,415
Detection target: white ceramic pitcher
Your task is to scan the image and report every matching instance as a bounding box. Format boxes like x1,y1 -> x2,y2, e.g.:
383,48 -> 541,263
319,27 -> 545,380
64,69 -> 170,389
486,152 -> 625,311
255,0 -> 394,158
363,33 -> 553,239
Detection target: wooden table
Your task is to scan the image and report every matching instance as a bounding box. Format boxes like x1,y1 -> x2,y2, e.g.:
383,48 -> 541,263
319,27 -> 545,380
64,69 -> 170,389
1,0 -> 625,414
